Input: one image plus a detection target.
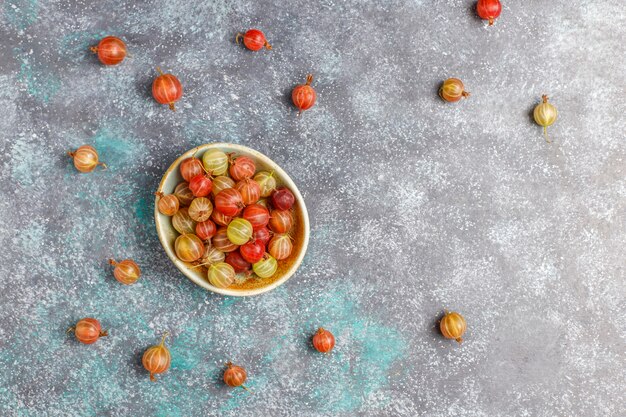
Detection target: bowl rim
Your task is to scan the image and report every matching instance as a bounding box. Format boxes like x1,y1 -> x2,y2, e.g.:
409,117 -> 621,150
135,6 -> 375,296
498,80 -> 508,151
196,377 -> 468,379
155,143 -> 310,296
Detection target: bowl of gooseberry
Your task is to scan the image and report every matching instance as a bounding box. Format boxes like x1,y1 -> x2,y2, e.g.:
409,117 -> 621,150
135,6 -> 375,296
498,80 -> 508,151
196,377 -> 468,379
154,143 -> 310,296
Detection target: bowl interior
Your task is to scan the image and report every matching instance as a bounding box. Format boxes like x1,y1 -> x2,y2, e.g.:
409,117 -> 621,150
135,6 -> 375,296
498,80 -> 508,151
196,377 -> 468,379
155,143 -> 309,296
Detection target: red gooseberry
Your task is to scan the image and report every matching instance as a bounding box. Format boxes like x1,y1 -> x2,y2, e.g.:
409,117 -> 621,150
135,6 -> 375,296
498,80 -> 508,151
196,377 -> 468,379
215,188 -> 245,216
189,173 -> 213,197
236,29 -> 272,51
271,187 -> 295,211
109,258 -> 141,285
243,204 -> 270,230
142,333 -> 171,382
235,179 -> 261,205
268,234 -> 293,260
223,362 -> 249,390
196,219 -> 217,241
155,192 -> 180,216
180,154 -> 204,182
476,0 -> 502,25
229,156 -> 256,181
90,36 -> 127,66
152,67 -> 183,111
292,74 -> 316,114
240,240 -> 265,264
252,227 -> 271,245
211,210 -> 233,227
225,251 -> 251,273
312,328 -> 335,353
68,318 -> 108,344
269,210 -> 293,234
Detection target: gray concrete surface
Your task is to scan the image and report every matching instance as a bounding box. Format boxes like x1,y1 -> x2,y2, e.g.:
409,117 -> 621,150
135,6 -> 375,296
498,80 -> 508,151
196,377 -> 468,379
0,0 -> 624,416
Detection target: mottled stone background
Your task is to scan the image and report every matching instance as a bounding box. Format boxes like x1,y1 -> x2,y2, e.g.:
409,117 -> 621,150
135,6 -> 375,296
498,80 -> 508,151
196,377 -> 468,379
0,0 -> 624,416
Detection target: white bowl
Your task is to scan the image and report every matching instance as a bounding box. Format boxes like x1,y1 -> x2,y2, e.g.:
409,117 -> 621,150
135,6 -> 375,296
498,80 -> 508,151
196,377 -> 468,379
155,143 -> 310,296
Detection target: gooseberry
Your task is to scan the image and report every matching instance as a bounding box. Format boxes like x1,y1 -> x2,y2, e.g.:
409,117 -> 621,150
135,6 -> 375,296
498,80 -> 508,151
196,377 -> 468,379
142,333 -> 171,382
188,197 -> 213,222
174,182 -> 194,206
212,227 -> 239,252
243,204 -> 270,230
271,187 -> 295,211
215,188 -> 245,216
225,251 -> 252,273
236,29 -> 272,51
440,311 -> 467,344
229,156 -> 256,181
109,258 -> 141,285
240,240 -> 264,264
212,175 -> 235,197
268,234 -> 293,260
227,218 -> 253,245
477,0 -> 502,25
439,78 -> 470,102
252,253 -> 277,278
175,234 -> 204,262
533,95 -> 558,143
223,362 -> 249,391
208,262 -> 236,288
152,67 -> 183,111
180,154 -> 204,182
211,210 -> 233,227
68,145 -> 106,173
292,74 -> 316,114
269,210 -> 293,234
312,328 -> 335,353
155,192 -> 179,216
90,36 -> 127,66
196,219 -> 217,241
253,227 -> 271,245
202,149 -> 228,176
254,171 -> 277,197
189,173 -> 213,197
68,318 -> 108,344
196,244 -> 225,267
172,208 -> 197,234
235,179 -> 261,205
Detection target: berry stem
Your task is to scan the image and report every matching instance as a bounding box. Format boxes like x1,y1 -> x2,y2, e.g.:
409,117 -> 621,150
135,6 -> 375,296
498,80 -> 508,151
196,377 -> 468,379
109,259 -> 118,267
235,33 -> 244,45
264,41 -> 272,50
99,330 -> 109,337
156,67 -> 164,76
89,46 -> 98,54
305,74 -> 313,86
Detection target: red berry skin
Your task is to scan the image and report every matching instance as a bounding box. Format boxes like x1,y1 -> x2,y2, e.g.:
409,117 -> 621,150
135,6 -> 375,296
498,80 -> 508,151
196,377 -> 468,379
271,187 -> 295,211
240,29 -> 270,51
312,328 -> 335,353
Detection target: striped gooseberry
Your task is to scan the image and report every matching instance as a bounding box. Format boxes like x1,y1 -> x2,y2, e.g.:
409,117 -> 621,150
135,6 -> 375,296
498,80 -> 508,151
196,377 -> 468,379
196,219 -> 217,241
155,192 -> 179,216
109,258 -> 141,285
90,36 -> 127,66
212,175 -> 235,197
142,333 -> 171,382
68,145 -> 106,173
271,187 -> 295,211
236,29 -> 271,51
253,253 -> 278,278
223,362 -> 249,390
175,234 -> 204,262
254,171 -> 277,197
292,74 -> 316,114
269,210 -> 293,234
188,197 -> 213,222
243,204 -> 270,230
240,240 -> 264,264
172,208 -> 197,234
180,154 -> 204,182
227,218 -> 253,245
312,328 -> 335,353
202,149 -> 228,176
174,182 -> 194,206
229,156 -> 256,181
68,318 -> 108,344
208,262 -> 236,288
189,173 -> 213,197
211,210 -> 233,227
225,251 -> 251,273
268,234 -> 293,260
152,67 -> 182,111
235,179 -> 261,205
212,228 -> 239,252
197,244 -> 225,267
215,188 -> 245,216
476,0 -> 502,25
439,78 -> 469,103
253,227 -> 271,245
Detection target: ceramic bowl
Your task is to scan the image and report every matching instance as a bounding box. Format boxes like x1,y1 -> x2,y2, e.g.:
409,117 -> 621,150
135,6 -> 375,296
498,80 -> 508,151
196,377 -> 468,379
155,143 -> 310,296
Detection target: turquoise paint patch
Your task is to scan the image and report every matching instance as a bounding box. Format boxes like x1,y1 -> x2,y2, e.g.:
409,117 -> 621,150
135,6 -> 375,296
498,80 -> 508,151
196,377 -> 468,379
58,30 -> 110,63
3,0 -> 38,29
92,127 -> 146,171
14,48 -> 60,103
